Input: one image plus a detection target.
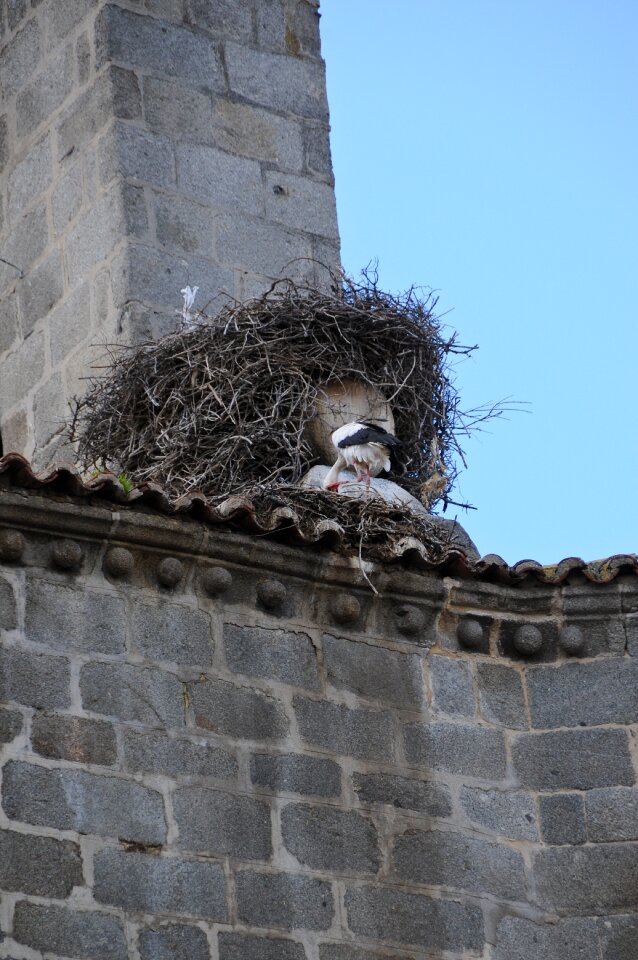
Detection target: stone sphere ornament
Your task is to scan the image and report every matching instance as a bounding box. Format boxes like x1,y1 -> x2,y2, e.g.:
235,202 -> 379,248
52,539 -> 84,570
0,530 -> 25,563
257,578 -> 287,610
104,547 -> 134,578
457,618 -> 484,650
513,624 -> 544,656
559,624 -> 586,656
330,593 -> 360,626
157,557 -> 183,588
395,605 -> 425,637
202,566 -> 232,597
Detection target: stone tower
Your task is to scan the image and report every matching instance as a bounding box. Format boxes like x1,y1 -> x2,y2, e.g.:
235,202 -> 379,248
0,0 -> 339,465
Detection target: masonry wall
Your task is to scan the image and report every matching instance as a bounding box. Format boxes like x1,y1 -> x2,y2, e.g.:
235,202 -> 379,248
0,488 -> 636,960
0,0 -> 339,463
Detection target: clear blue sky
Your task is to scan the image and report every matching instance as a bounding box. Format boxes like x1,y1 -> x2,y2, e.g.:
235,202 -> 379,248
321,0 -> 638,564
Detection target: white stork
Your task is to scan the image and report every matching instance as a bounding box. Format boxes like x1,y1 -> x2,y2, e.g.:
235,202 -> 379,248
323,421 -> 401,493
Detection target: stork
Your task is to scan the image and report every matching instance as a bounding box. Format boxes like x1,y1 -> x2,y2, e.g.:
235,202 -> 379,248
323,421 -> 401,494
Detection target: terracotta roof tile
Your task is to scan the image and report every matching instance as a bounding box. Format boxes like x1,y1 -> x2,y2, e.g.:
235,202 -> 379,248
1,453 -> 635,585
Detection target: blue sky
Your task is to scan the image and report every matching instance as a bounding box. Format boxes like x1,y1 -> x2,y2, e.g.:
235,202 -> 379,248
320,0 -> 638,564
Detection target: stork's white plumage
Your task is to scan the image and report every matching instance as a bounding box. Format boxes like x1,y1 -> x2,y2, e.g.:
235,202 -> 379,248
323,421 -> 401,492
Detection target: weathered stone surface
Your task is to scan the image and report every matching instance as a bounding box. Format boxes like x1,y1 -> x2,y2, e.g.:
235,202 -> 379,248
98,121 -> 175,190
154,192 -> 215,257
218,932 -> 305,960
294,696 -> 394,762
512,729 -> 635,789
188,0 -> 253,42
0,575 -> 17,629
16,45 -> 75,137
139,923 -> 209,960
26,580 -> 126,654
304,121 -> 334,181
225,41 -> 328,120
213,99 -> 304,169
281,802 -> 380,874
80,662 -> 185,727
344,885 -> 484,952
176,141 -> 263,216
323,634 -> 423,708
224,623 -> 320,689
2,761 -> 167,844
251,753 -> 341,798
0,19 -> 41,100
0,207 -> 48,293
143,75 -> 214,140
18,250 -> 65,335
586,787 -> 638,842
318,947 -> 407,960
13,902 -> 127,960
598,915 -> 638,960
460,786 -> 539,840
0,829 -> 82,897
393,828 -> 527,900
539,793 -> 586,845
190,676 -> 288,741
236,870 -> 334,930
46,0 -> 97,49
0,707 -> 22,743
404,721 -> 506,779
7,133 -> 53,224
173,786 -> 271,859
534,844 -> 638,913
96,5 -> 223,83
122,728 -> 237,780
477,661 -> 527,728
428,655 -> 475,717
526,660 -> 638,728
0,297 -> 18,354
0,646 -> 70,709
31,713 -> 116,765
494,916 -> 600,960
265,170 -> 339,239
132,600 -> 213,665
352,772 -> 451,818
94,848 -> 227,919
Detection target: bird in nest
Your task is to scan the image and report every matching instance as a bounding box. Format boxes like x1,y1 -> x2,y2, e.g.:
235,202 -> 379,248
323,421 -> 401,494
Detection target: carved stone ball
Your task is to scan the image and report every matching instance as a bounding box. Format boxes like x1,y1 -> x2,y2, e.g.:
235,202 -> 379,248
202,566 -> 232,597
104,547 -> 134,579
0,530 -> 25,563
257,578 -> 287,610
157,557 -> 183,588
457,618 -> 484,650
331,593 -> 360,625
560,624 -> 586,655
513,624 -> 544,656
395,605 -> 425,637
305,378 -> 395,463
52,539 -> 84,570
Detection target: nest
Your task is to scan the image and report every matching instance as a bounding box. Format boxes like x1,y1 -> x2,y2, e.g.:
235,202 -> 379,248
70,273 -> 487,512
242,486 -> 458,568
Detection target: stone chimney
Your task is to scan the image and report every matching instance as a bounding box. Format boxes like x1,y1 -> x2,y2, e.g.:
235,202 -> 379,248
0,0 -> 340,465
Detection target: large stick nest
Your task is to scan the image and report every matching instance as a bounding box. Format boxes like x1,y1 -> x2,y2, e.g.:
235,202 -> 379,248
70,274 -> 483,511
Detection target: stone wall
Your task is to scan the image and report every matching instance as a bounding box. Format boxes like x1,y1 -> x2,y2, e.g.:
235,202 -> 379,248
0,0 -> 339,463
0,486 -> 636,959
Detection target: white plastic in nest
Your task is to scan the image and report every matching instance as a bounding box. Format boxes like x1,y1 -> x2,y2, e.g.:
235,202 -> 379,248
301,465 -> 430,517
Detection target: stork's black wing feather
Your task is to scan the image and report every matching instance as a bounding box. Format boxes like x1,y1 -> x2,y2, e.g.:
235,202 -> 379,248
336,423 -> 402,449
